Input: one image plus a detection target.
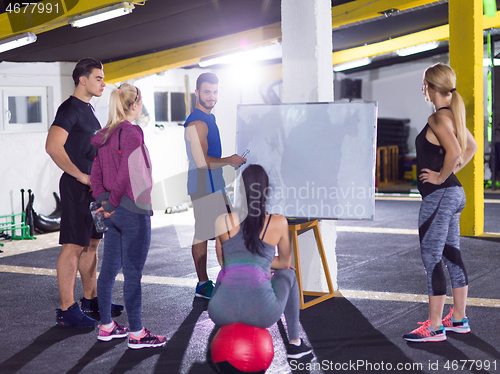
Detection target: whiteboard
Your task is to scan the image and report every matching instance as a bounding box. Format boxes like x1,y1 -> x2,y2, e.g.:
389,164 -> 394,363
234,102 -> 377,220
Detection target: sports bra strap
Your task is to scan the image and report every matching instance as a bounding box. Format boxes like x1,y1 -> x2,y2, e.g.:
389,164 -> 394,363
260,215 -> 272,240
224,215 -> 231,238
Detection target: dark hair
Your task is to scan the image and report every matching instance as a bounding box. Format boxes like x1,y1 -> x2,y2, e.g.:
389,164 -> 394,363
196,72 -> 218,91
241,164 -> 269,256
72,57 -> 103,87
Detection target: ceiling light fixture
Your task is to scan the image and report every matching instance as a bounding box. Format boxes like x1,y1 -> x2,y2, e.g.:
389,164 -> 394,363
396,41 -> 439,57
69,2 -> 134,28
333,57 -> 371,72
198,43 -> 282,67
0,32 -> 37,54
378,8 -> 399,17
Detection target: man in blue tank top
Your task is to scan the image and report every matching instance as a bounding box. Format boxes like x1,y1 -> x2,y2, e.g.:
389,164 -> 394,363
184,73 -> 246,299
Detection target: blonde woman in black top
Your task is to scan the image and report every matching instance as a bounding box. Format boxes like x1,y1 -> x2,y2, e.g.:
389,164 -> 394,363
404,63 -> 477,342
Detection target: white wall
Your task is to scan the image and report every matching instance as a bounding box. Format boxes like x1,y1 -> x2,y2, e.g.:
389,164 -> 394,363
1,50 -> 492,217
338,55 -> 448,156
0,62 -> 73,216
343,50 -> 492,158
0,62 -> 115,217
132,65 -> 270,209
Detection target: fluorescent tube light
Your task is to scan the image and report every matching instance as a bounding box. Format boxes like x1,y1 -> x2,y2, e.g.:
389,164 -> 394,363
0,32 -> 37,54
69,2 -> 134,28
333,57 -> 371,72
199,44 -> 282,67
396,41 -> 439,57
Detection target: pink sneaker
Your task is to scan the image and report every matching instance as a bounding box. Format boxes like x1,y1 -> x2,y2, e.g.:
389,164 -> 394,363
128,328 -> 167,349
403,320 -> 446,342
442,307 -> 471,333
98,321 -> 129,341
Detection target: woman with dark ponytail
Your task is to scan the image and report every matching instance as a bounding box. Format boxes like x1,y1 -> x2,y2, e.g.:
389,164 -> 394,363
208,164 -> 312,359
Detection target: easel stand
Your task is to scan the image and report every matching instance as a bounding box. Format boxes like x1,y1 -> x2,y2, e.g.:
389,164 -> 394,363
287,219 -> 336,309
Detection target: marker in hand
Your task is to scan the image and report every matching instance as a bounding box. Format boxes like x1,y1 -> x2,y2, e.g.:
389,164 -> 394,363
238,149 -> 250,168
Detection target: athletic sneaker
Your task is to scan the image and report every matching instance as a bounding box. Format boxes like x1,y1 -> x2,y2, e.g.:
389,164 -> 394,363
403,320 -> 446,342
195,280 -> 214,299
80,297 -> 124,319
127,328 -> 167,349
442,307 -> 471,333
98,321 -> 129,341
287,340 -> 313,359
56,302 -> 97,328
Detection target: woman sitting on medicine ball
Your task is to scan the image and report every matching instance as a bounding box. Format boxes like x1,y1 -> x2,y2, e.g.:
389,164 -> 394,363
208,164 -> 312,360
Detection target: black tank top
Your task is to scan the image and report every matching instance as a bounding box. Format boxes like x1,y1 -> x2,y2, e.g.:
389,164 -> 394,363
415,107 -> 461,197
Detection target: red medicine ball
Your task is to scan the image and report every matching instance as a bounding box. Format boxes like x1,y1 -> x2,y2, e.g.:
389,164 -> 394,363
210,323 -> 274,374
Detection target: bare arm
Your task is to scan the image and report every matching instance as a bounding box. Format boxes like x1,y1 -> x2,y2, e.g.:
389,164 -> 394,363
419,113 -> 461,185
454,128 -> 478,174
46,126 -> 89,186
185,120 -> 246,169
271,215 -> 292,270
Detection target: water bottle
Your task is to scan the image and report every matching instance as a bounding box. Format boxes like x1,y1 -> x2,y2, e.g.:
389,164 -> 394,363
89,201 -> 107,233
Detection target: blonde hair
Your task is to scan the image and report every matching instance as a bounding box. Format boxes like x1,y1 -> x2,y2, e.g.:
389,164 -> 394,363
424,62 -> 467,163
100,83 -> 141,142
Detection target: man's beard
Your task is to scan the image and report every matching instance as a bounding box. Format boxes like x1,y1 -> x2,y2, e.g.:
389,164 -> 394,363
199,97 -> 216,110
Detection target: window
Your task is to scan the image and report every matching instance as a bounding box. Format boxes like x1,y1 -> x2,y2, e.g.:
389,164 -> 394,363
154,92 -> 169,122
154,91 -> 196,125
1,87 -> 48,133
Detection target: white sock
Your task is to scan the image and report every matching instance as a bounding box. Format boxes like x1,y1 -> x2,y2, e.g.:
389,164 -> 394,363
102,322 -> 114,330
131,328 -> 144,338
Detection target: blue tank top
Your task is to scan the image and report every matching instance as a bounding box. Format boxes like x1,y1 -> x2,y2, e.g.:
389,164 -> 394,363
415,109 -> 461,197
184,109 -> 225,194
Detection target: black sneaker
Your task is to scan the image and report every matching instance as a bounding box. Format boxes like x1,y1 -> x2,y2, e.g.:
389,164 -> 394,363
80,297 -> 124,319
56,302 -> 97,328
287,340 -> 313,359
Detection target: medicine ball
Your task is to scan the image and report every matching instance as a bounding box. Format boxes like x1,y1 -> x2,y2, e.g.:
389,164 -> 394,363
210,323 -> 274,374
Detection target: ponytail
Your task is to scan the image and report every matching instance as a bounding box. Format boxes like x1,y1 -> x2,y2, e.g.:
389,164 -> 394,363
100,83 -> 141,143
449,89 -> 467,163
424,62 -> 467,163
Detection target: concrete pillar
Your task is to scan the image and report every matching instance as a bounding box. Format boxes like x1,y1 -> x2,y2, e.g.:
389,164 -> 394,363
449,0 -> 484,236
281,0 -> 338,292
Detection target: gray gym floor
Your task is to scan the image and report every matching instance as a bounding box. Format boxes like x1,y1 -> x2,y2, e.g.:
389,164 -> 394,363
0,194 -> 499,374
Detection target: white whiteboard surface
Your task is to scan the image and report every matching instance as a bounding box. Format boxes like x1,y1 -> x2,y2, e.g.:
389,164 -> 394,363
235,102 -> 377,220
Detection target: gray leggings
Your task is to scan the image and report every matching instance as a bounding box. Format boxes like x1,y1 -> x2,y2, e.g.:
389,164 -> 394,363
419,186 -> 468,296
208,268 -> 300,341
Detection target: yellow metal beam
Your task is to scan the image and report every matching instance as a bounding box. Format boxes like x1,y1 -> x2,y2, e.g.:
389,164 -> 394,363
449,0 -> 484,236
332,0 -> 442,29
0,0 -> 129,40
332,24 -> 449,65
103,22 -> 282,83
106,7 -> 500,84
332,12 -> 500,66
